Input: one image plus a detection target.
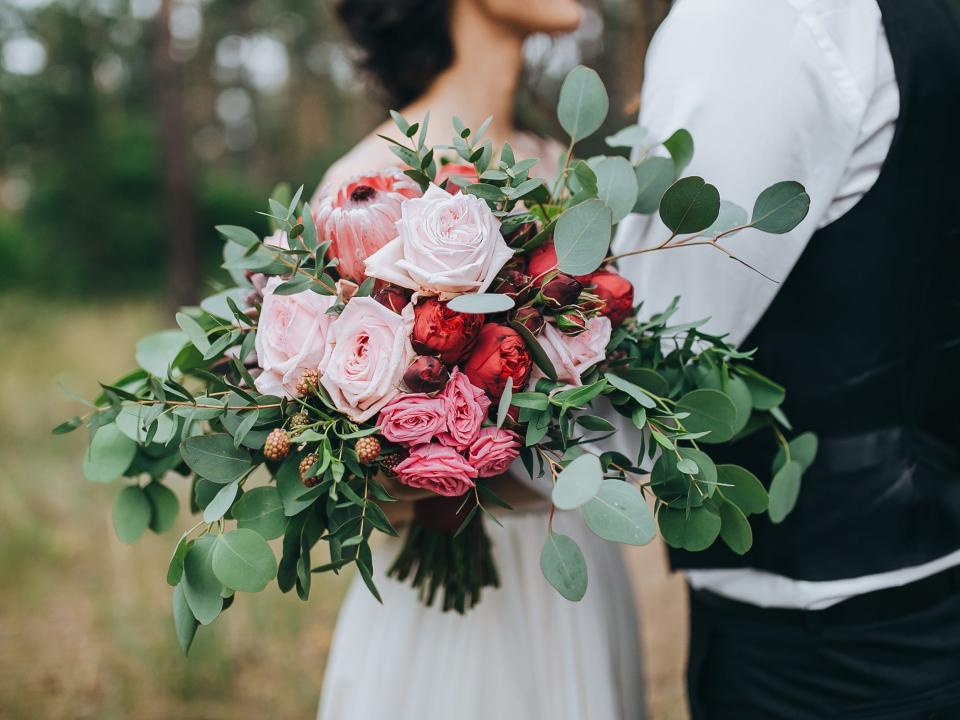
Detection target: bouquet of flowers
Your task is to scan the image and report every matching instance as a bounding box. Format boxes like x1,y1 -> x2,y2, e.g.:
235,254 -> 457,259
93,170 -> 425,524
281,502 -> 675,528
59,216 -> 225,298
59,66 -> 816,654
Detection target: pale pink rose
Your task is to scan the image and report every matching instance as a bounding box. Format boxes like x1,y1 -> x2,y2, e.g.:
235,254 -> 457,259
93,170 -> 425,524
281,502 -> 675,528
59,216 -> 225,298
254,276 -> 337,397
313,170 -> 422,283
394,443 -> 478,497
364,184 -> 514,297
467,427 -> 521,478
535,316 -> 612,386
319,296 -> 413,422
437,368 -> 491,450
378,392 -> 447,445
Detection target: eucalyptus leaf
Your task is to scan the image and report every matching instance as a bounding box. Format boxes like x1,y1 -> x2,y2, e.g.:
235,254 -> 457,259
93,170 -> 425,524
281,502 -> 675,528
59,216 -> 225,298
145,481 -> 179,533
633,157 -> 675,213
751,181 -> 810,234
167,533 -> 192,586
212,528 -> 278,593
675,389 -> 737,443
182,535 -> 223,625
554,199 -> 612,276
557,65 -> 609,142
605,373 -> 657,409
658,506 -> 721,551
768,460 -> 802,523
232,486 -> 287,540
659,177 -> 720,235
446,293 -> 515,314
175,312 -> 211,354
716,465 -> 768,515
172,584 -> 199,656
605,124 -> 649,152
594,156 -> 639,224
203,479 -> 239,523
772,432 -> 819,474
719,500 -> 753,555
552,453 -> 603,510
496,376 -> 514,429
113,485 -> 152,544
181,434 -> 252,484
703,200 -> 749,238
135,330 -> 188,377
83,422 -> 137,483
663,129 -> 694,176
581,480 -> 655,545
540,533 -> 588,601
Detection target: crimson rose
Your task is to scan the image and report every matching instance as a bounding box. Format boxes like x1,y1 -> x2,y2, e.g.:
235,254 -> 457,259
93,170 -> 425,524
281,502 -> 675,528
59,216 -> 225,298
411,298 -> 483,365
584,270 -> 634,326
463,324 -> 533,399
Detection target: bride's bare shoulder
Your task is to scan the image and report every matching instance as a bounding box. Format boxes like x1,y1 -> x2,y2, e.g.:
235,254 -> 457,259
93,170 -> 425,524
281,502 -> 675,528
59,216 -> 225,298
312,121 -> 404,203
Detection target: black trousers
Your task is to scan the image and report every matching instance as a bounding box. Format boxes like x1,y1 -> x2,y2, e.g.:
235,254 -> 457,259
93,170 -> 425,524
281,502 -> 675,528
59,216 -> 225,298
687,580 -> 960,720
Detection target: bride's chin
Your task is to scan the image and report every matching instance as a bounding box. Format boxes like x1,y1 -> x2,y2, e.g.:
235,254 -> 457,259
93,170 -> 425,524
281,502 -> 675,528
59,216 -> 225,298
476,0 -> 583,37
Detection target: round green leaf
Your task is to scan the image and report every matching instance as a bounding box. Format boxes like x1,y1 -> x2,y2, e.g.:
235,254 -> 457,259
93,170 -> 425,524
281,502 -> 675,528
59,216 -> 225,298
703,200 -> 748,238
554,199 -> 612,276
719,500 -> 753,555
446,293 -> 515,314
739,370 -> 785,410
202,479 -> 239,523
612,367 -> 669,397
182,535 -> 223,625
659,176 -> 721,234
633,157 -> 675,213
696,372 -> 752,435
557,65 -> 609,142
135,329 -> 188,377
113,485 -> 152,544
116,404 -> 178,445
772,432 -> 819,474
581,480 -> 655,545
595,156 -> 639,223
658,506 -> 721,551
540,533 -> 588,601
606,373 -> 657,408
232,486 -> 287,540
676,389 -> 738,443
181,433 -> 252,484
212,528 -> 278,593
751,181 -> 810,234
716,465 -> 768,515
663,129 -> 694,176
83,422 -> 137,483
649,448 -> 717,508
605,124 -> 649,152
768,460 -> 802,524
552,453 -> 603,510
145,481 -> 179,533
172,583 -> 199,656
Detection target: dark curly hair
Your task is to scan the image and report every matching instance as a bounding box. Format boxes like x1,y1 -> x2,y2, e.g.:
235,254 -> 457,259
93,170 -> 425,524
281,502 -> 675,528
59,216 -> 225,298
337,0 -> 454,108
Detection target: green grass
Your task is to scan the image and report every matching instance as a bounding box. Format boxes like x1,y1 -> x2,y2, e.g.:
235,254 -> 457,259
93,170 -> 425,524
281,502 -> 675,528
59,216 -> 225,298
0,297 -> 347,720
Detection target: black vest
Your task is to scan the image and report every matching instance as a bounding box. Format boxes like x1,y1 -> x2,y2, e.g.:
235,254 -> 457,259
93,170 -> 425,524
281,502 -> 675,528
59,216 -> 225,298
670,0 -> 960,580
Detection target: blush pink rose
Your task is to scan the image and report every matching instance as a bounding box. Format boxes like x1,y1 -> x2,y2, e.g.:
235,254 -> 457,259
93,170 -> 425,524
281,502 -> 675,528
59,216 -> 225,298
313,170 -> 422,283
393,443 -> 478,497
437,368 -> 491,450
364,184 -> 514,297
535,316 -> 612,386
467,427 -> 521,478
378,392 -> 447,445
254,276 -> 337,398
319,296 -> 413,422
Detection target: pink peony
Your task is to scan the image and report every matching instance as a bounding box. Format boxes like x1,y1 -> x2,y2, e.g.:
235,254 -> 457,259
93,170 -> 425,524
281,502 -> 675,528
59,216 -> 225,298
393,443 -> 478,497
254,276 -> 337,397
313,170 -> 421,283
467,427 -> 521,478
319,296 -> 413,422
364,184 -> 514,297
378,392 -> 447,445
438,368 -> 491,450
535,316 -> 612,386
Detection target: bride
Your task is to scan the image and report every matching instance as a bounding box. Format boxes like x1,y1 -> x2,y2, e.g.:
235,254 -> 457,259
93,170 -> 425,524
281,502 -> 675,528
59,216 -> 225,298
314,2 -> 643,718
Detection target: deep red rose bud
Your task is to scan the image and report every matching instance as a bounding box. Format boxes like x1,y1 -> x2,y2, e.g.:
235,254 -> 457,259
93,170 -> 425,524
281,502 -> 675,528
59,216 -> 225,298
463,324 -> 533,400
557,309 -> 588,335
373,285 -> 412,314
540,273 -> 583,308
584,270 -> 634,326
491,269 -> 532,302
504,221 -> 538,247
500,254 -> 529,275
510,306 -> 545,335
403,356 -> 450,393
527,240 -> 558,285
411,298 -> 484,364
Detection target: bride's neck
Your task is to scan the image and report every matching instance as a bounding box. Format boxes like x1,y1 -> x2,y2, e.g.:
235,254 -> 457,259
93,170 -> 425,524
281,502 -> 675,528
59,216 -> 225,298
404,3 -> 525,146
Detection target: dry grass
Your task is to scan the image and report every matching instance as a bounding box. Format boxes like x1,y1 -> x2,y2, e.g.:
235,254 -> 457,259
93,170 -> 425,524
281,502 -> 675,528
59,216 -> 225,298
0,296 -> 688,720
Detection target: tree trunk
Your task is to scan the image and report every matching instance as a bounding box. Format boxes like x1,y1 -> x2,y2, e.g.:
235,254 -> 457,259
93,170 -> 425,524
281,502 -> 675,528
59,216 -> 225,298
152,0 -> 198,308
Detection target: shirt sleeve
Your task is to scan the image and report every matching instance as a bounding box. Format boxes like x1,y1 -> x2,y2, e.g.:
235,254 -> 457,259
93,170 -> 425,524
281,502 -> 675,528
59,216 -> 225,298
613,0 -> 873,346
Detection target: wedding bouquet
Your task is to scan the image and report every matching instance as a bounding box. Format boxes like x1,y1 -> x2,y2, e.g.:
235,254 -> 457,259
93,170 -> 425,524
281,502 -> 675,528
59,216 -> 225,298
59,66 -> 815,654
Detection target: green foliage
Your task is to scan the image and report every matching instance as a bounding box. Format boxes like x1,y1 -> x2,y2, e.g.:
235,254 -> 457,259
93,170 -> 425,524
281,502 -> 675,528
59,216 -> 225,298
581,480 -> 655,545
552,454 -> 603,510
539,533 -> 588,601
557,66 -> 609,143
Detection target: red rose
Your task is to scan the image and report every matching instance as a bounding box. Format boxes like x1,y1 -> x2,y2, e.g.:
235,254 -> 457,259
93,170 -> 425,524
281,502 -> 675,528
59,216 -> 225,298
527,240 -> 558,285
584,270 -> 634,326
490,269 -> 533,302
403,356 -> 449,393
411,298 -> 483,364
511,306 -> 545,335
434,163 -> 478,194
540,272 -> 583,307
373,285 -> 412,314
463,324 -> 533,399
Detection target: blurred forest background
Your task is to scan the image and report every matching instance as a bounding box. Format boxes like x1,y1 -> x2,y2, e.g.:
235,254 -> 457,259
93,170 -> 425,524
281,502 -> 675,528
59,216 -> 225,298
0,1 -> 688,719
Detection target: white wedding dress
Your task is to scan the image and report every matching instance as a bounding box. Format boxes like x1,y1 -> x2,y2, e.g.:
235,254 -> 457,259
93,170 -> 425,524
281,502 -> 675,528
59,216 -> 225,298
318,499 -> 643,720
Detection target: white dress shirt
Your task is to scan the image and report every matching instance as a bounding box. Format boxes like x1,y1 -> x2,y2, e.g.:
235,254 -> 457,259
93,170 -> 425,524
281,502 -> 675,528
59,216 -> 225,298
614,0 -> 960,609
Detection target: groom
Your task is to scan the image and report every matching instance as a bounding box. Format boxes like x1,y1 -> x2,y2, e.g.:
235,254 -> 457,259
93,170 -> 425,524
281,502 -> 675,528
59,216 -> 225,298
617,0 -> 960,717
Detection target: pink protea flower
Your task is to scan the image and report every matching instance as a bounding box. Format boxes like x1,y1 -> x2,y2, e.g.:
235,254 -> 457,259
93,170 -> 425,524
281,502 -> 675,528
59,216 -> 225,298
313,170 -> 422,283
